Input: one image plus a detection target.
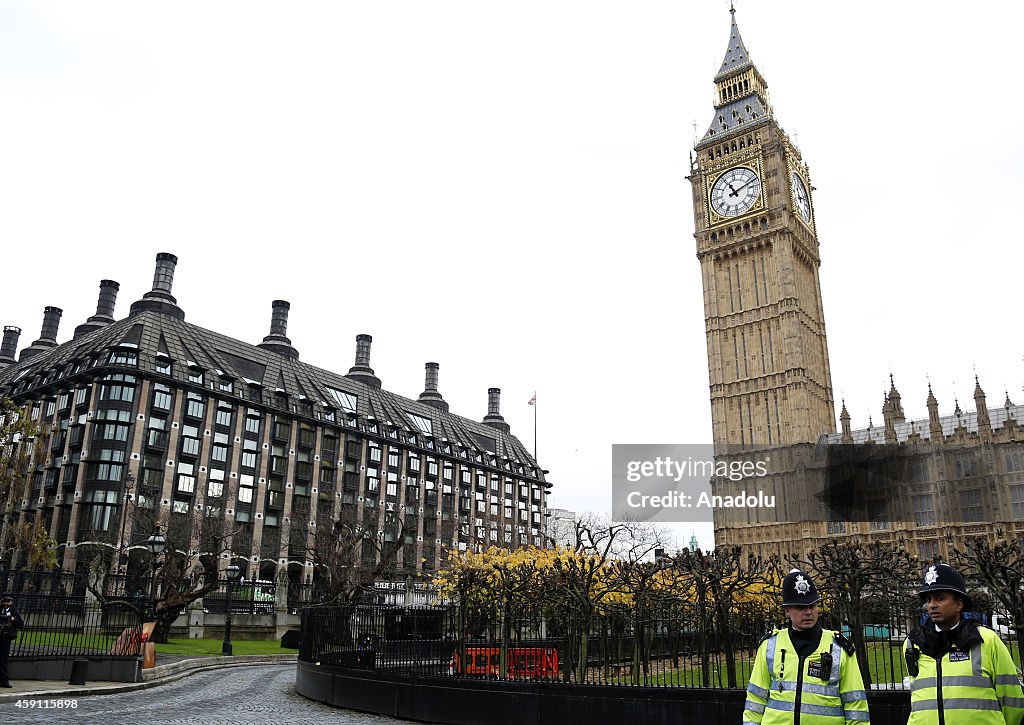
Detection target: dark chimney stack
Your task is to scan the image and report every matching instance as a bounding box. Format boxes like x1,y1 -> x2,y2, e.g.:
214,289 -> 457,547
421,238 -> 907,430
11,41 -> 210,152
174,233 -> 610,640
130,252 -> 185,320
483,387 -> 510,432
0,326 -> 21,366
96,279 -> 119,319
152,252 -> 176,294
19,307 -> 63,361
345,334 -> 381,387
418,362 -> 448,412
257,300 -> 299,360
74,279 -> 120,339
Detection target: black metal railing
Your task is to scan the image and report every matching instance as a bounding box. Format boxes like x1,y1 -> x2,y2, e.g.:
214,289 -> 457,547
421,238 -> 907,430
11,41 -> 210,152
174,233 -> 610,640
7,597 -> 143,660
202,579 -> 277,615
299,602 -> 1017,690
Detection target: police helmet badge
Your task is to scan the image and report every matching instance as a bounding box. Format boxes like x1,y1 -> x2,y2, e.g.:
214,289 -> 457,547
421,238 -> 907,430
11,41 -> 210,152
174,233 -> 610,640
795,575 -> 810,595
924,566 -> 938,585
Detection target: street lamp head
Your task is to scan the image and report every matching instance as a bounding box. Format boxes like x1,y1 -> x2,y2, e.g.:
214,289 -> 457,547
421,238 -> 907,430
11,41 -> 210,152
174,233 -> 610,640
145,526 -> 166,557
225,563 -> 241,582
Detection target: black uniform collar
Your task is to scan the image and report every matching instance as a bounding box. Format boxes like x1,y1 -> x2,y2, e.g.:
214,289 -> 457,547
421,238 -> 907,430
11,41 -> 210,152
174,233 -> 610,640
910,617 -> 982,658
788,623 -> 824,659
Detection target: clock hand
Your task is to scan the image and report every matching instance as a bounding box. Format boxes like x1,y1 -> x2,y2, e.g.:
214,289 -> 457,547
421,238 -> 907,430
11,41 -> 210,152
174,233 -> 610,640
728,177 -> 756,197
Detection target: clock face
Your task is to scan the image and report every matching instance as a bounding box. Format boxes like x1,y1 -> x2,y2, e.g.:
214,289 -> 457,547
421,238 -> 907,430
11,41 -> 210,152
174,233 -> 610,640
791,172 -> 811,222
710,166 -> 762,218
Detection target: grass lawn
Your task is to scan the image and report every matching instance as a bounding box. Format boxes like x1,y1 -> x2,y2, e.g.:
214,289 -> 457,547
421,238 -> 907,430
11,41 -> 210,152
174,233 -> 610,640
155,638 -> 298,656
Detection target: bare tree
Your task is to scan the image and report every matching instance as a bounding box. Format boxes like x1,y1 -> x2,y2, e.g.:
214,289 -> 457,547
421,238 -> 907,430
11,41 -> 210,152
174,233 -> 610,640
0,399 -> 38,567
672,545 -> 777,688
77,499 -> 239,643
953,534 -> 1024,665
305,506 -> 405,608
802,539 -> 917,686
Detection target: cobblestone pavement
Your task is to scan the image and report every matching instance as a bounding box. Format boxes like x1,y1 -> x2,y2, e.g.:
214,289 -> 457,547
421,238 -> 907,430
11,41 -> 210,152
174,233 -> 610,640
1,664 -> 418,724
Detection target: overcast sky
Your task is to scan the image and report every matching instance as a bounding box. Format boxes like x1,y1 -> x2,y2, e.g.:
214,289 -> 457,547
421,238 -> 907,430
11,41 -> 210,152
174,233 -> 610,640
1,2 -> 1021,551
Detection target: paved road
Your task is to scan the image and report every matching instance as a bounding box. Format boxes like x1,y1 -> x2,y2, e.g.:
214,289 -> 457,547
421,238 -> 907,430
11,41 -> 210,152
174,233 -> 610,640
2,664 -> 416,724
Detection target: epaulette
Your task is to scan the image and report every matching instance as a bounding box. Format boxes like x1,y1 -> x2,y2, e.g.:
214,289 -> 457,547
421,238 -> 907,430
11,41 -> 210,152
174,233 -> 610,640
758,628 -> 779,646
832,631 -> 855,656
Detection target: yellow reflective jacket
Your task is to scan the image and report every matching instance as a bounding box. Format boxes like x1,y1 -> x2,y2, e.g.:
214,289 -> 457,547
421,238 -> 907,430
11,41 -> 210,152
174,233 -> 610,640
905,622 -> 1024,725
743,627 -> 869,724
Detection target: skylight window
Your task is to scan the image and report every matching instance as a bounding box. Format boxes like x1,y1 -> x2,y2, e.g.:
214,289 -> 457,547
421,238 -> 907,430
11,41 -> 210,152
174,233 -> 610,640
324,386 -> 358,413
407,412 -> 433,435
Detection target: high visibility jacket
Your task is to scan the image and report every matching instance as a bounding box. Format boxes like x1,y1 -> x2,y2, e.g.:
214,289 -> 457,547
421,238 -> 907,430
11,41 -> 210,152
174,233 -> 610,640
905,624 -> 1024,725
743,628 -> 869,724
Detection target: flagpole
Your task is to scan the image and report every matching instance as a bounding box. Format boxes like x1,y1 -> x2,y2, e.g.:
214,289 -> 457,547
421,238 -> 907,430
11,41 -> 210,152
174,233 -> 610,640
533,393 -> 538,462
528,392 -> 537,461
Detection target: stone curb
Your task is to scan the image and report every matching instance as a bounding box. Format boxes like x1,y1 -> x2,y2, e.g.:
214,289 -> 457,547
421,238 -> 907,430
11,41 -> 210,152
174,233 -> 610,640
0,654 -> 298,705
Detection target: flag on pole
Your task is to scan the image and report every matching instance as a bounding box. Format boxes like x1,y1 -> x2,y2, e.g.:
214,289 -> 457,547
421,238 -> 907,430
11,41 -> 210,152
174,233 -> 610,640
528,392 -> 536,406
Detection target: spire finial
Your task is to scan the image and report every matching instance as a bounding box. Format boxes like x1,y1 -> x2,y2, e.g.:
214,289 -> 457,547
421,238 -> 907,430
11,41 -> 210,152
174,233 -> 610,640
730,0 -> 735,15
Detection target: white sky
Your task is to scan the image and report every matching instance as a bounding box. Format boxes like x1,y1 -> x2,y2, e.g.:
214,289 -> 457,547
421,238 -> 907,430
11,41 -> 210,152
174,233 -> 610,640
2,2 -> 1022,551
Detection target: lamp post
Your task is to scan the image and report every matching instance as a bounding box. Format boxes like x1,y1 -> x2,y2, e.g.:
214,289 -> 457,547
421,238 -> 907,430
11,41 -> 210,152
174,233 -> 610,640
117,471 -> 135,573
222,563 -> 240,656
144,526 -> 166,619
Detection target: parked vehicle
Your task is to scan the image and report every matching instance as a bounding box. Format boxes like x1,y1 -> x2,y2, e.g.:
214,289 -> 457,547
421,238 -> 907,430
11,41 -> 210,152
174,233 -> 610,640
991,613 -> 1016,637
450,646 -> 558,679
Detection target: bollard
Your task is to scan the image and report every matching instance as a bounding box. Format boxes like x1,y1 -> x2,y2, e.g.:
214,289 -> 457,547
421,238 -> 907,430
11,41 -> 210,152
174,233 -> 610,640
69,658 -> 88,685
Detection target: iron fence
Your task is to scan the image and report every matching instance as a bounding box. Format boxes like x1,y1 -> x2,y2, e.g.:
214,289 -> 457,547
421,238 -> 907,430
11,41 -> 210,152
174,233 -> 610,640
203,579 -> 277,616
6,596 -> 143,660
300,602 -> 1019,690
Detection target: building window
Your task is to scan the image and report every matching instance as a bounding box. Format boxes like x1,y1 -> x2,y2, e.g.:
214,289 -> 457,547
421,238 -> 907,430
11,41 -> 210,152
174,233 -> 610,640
960,488 -> 984,523
99,374 -> 136,403
108,350 -> 138,366
185,392 -> 205,419
180,424 -> 201,458
210,430 -> 229,464
868,500 -> 890,531
324,386 -> 358,413
215,407 -> 232,428
86,449 -> 125,482
188,367 -> 204,385
407,412 -> 433,435
237,474 -> 255,503
912,495 -> 936,527
177,462 -> 196,493
1012,485 -> 1024,521
93,408 -> 131,441
1007,450 -> 1024,473
208,469 -> 225,498
81,489 -> 118,532
147,417 -> 168,449
955,455 -> 979,479
155,357 -> 172,376
152,383 -> 173,411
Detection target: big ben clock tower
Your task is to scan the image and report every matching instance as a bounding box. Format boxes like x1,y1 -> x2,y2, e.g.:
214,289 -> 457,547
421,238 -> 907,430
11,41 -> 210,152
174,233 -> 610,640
690,8 -> 836,454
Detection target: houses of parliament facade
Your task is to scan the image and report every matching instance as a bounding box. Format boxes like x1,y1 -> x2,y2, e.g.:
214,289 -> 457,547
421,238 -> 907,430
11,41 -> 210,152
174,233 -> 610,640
690,10 -> 1024,560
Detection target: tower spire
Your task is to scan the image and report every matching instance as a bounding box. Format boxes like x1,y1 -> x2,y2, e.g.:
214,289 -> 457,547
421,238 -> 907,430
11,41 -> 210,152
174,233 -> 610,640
696,7 -> 773,149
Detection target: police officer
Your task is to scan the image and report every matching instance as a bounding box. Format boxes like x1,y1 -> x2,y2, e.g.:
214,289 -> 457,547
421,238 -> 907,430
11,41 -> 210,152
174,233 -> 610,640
743,569 -> 869,723
0,593 -> 23,688
904,564 -> 1024,725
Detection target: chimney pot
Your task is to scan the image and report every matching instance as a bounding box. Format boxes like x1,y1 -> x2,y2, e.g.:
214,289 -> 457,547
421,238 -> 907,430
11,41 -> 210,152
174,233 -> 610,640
345,334 -> 381,387
0,326 -> 21,362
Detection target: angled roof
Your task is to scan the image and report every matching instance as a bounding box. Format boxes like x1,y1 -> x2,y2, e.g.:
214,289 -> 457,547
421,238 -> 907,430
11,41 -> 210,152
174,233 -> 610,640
714,10 -> 754,82
698,95 -> 769,147
825,403 -> 1024,445
0,309 -> 542,475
